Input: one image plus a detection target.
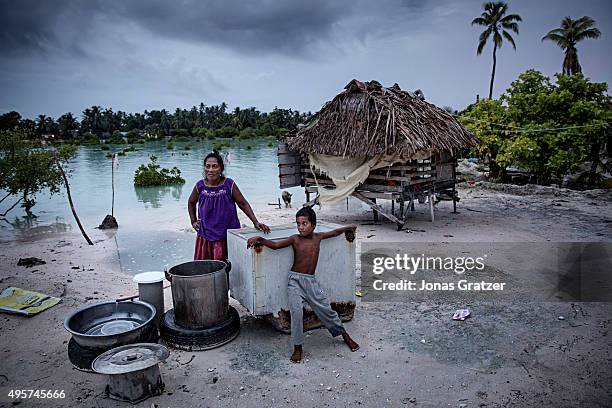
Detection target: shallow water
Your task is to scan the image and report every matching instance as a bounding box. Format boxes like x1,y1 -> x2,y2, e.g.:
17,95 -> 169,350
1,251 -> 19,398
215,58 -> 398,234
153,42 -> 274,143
0,138 -> 302,274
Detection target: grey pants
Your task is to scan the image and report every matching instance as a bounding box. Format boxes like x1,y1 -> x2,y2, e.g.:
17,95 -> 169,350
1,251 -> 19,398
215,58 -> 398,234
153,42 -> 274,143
288,271 -> 345,346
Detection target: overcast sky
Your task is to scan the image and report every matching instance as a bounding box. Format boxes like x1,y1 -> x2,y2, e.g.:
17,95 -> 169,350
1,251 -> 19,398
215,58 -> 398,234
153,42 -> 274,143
1,0 -> 610,119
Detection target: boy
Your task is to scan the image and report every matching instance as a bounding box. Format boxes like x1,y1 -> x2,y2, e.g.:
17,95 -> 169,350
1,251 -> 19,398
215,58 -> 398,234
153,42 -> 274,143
247,207 -> 359,363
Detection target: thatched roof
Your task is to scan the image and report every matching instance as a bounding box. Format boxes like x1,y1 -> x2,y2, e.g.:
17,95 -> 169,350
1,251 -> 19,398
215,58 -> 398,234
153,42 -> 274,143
287,79 -> 478,157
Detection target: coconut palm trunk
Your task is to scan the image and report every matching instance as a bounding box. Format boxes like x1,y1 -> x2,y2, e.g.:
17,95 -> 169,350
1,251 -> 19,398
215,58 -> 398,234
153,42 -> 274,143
489,45 -> 497,99
472,2 -> 521,100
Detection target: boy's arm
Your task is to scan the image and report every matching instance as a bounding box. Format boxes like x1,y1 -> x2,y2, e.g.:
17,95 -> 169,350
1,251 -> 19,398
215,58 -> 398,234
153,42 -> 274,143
318,225 -> 357,240
247,235 -> 295,250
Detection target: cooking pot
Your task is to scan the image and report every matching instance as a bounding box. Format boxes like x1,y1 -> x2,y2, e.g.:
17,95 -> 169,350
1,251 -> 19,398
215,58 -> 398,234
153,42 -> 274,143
165,260 -> 231,329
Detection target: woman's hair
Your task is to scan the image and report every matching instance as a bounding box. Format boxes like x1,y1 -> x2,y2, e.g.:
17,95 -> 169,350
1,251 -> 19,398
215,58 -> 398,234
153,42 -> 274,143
296,207 -> 316,226
203,150 -> 224,178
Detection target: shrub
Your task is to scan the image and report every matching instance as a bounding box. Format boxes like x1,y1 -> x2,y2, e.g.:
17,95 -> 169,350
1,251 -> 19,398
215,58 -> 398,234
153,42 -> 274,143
134,155 -> 185,187
101,145 -> 110,151
167,142 -> 174,150
170,129 -> 190,138
173,136 -> 191,142
214,126 -> 239,139
238,127 -> 257,139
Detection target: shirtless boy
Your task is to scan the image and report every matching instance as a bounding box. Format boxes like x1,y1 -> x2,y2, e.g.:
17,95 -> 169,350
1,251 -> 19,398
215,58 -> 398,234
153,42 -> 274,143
247,207 -> 360,363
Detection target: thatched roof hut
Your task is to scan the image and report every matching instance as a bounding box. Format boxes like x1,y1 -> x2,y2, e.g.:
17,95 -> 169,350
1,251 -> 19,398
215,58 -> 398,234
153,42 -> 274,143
287,79 -> 477,158
279,79 -> 479,229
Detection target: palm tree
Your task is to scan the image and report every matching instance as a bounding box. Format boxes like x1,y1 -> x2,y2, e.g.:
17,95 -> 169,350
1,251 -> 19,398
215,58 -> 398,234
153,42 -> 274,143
542,16 -> 601,75
472,2 -> 522,99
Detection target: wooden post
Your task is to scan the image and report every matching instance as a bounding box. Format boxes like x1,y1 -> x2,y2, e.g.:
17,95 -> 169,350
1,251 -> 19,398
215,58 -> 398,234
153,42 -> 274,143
452,156 -> 458,214
111,153 -> 115,217
428,189 -> 435,222
353,192 -> 404,229
371,198 -> 379,222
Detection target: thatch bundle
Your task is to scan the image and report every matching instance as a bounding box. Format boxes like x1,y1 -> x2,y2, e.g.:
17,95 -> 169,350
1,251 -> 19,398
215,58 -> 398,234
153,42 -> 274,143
287,79 -> 477,157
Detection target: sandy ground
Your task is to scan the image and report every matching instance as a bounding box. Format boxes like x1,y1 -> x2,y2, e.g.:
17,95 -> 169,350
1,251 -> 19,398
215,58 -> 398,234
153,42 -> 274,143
0,183 -> 611,408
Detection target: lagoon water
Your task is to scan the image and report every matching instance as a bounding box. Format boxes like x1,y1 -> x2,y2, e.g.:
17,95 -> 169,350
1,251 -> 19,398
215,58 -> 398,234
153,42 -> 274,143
0,138 -> 303,274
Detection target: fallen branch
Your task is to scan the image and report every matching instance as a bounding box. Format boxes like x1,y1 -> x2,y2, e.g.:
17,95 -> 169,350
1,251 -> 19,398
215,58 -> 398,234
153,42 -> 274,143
54,154 -> 93,246
0,197 -> 23,218
0,192 -> 11,204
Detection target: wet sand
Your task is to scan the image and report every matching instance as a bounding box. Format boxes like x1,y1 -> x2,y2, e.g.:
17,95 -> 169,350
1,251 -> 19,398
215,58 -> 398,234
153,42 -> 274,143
0,183 -> 611,407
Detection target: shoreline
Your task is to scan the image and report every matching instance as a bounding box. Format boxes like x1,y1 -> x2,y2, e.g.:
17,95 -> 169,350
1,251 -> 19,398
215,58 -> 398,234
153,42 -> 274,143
0,184 -> 610,407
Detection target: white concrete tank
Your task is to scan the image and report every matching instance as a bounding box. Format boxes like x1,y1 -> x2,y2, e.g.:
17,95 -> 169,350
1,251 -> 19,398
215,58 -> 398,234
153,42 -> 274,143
227,222 -> 356,332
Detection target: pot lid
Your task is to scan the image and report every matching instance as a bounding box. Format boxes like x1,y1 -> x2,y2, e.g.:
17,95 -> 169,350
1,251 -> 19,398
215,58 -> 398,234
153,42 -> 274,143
92,343 -> 169,374
133,271 -> 165,284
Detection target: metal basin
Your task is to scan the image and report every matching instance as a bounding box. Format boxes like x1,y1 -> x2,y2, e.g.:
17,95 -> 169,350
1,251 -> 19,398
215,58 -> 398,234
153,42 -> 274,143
165,260 -> 231,329
64,301 -> 156,350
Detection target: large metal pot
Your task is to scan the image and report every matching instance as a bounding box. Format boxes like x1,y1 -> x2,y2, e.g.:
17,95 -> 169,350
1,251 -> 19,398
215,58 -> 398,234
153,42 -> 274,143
165,260 -> 231,329
64,300 -> 156,350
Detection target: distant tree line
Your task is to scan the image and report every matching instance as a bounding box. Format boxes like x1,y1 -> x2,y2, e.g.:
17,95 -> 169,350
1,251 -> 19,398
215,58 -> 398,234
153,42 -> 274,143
0,103 -> 312,142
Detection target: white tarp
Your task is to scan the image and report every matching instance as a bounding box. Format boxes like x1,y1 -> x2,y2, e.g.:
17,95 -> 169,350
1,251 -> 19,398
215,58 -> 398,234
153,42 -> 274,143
308,151 -> 432,203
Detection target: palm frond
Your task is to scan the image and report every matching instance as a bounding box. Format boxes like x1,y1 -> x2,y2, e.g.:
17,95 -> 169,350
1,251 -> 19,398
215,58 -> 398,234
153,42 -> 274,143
575,28 -> 601,41
502,30 -> 517,49
542,32 -> 568,47
574,16 -> 596,31
477,27 -> 492,54
501,21 -> 520,34
500,14 -> 522,24
471,16 -> 488,26
493,31 -> 503,48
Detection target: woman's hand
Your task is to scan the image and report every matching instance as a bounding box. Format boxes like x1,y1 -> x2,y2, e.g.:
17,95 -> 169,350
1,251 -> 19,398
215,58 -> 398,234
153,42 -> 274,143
191,220 -> 199,231
254,222 -> 271,234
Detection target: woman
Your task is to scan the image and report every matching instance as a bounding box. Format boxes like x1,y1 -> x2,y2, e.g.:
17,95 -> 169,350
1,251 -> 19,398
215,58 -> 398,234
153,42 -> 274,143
188,150 -> 270,260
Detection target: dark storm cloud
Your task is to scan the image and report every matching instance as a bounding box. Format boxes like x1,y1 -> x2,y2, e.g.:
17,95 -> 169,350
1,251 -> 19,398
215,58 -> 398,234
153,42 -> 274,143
0,0 -> 435,58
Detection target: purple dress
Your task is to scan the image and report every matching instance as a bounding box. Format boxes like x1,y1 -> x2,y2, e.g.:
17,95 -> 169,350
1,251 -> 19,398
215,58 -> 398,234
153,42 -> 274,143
196,177 -> 241,241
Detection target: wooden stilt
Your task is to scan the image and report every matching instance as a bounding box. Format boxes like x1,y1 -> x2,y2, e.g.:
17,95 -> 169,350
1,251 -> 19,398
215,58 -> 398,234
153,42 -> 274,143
428,189 -> 435,222
371,198 -> 379,222
353,192 -> 403,229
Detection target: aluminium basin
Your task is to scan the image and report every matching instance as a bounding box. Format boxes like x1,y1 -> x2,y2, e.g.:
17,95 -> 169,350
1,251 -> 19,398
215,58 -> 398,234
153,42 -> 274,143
64,300 -> 156,351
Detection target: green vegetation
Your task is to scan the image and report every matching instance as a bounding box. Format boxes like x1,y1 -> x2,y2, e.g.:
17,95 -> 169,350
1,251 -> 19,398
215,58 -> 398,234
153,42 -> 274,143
212,141 -> 231,151
100,145 -> 110,151
184,144 -> 192,151
171,135 -> 190,142
461,70 -> 610,186
0,102 -> 310,145
167,142 -> 174,150
471,1 -> 522,99
0,129 -> 76,215
134,155 -> 185,187
542,16 -> 601,75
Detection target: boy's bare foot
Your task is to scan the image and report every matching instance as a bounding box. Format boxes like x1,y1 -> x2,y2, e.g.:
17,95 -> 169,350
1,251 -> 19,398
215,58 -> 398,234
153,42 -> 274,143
290,345 -> 303,363
342,333 -> 360,352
